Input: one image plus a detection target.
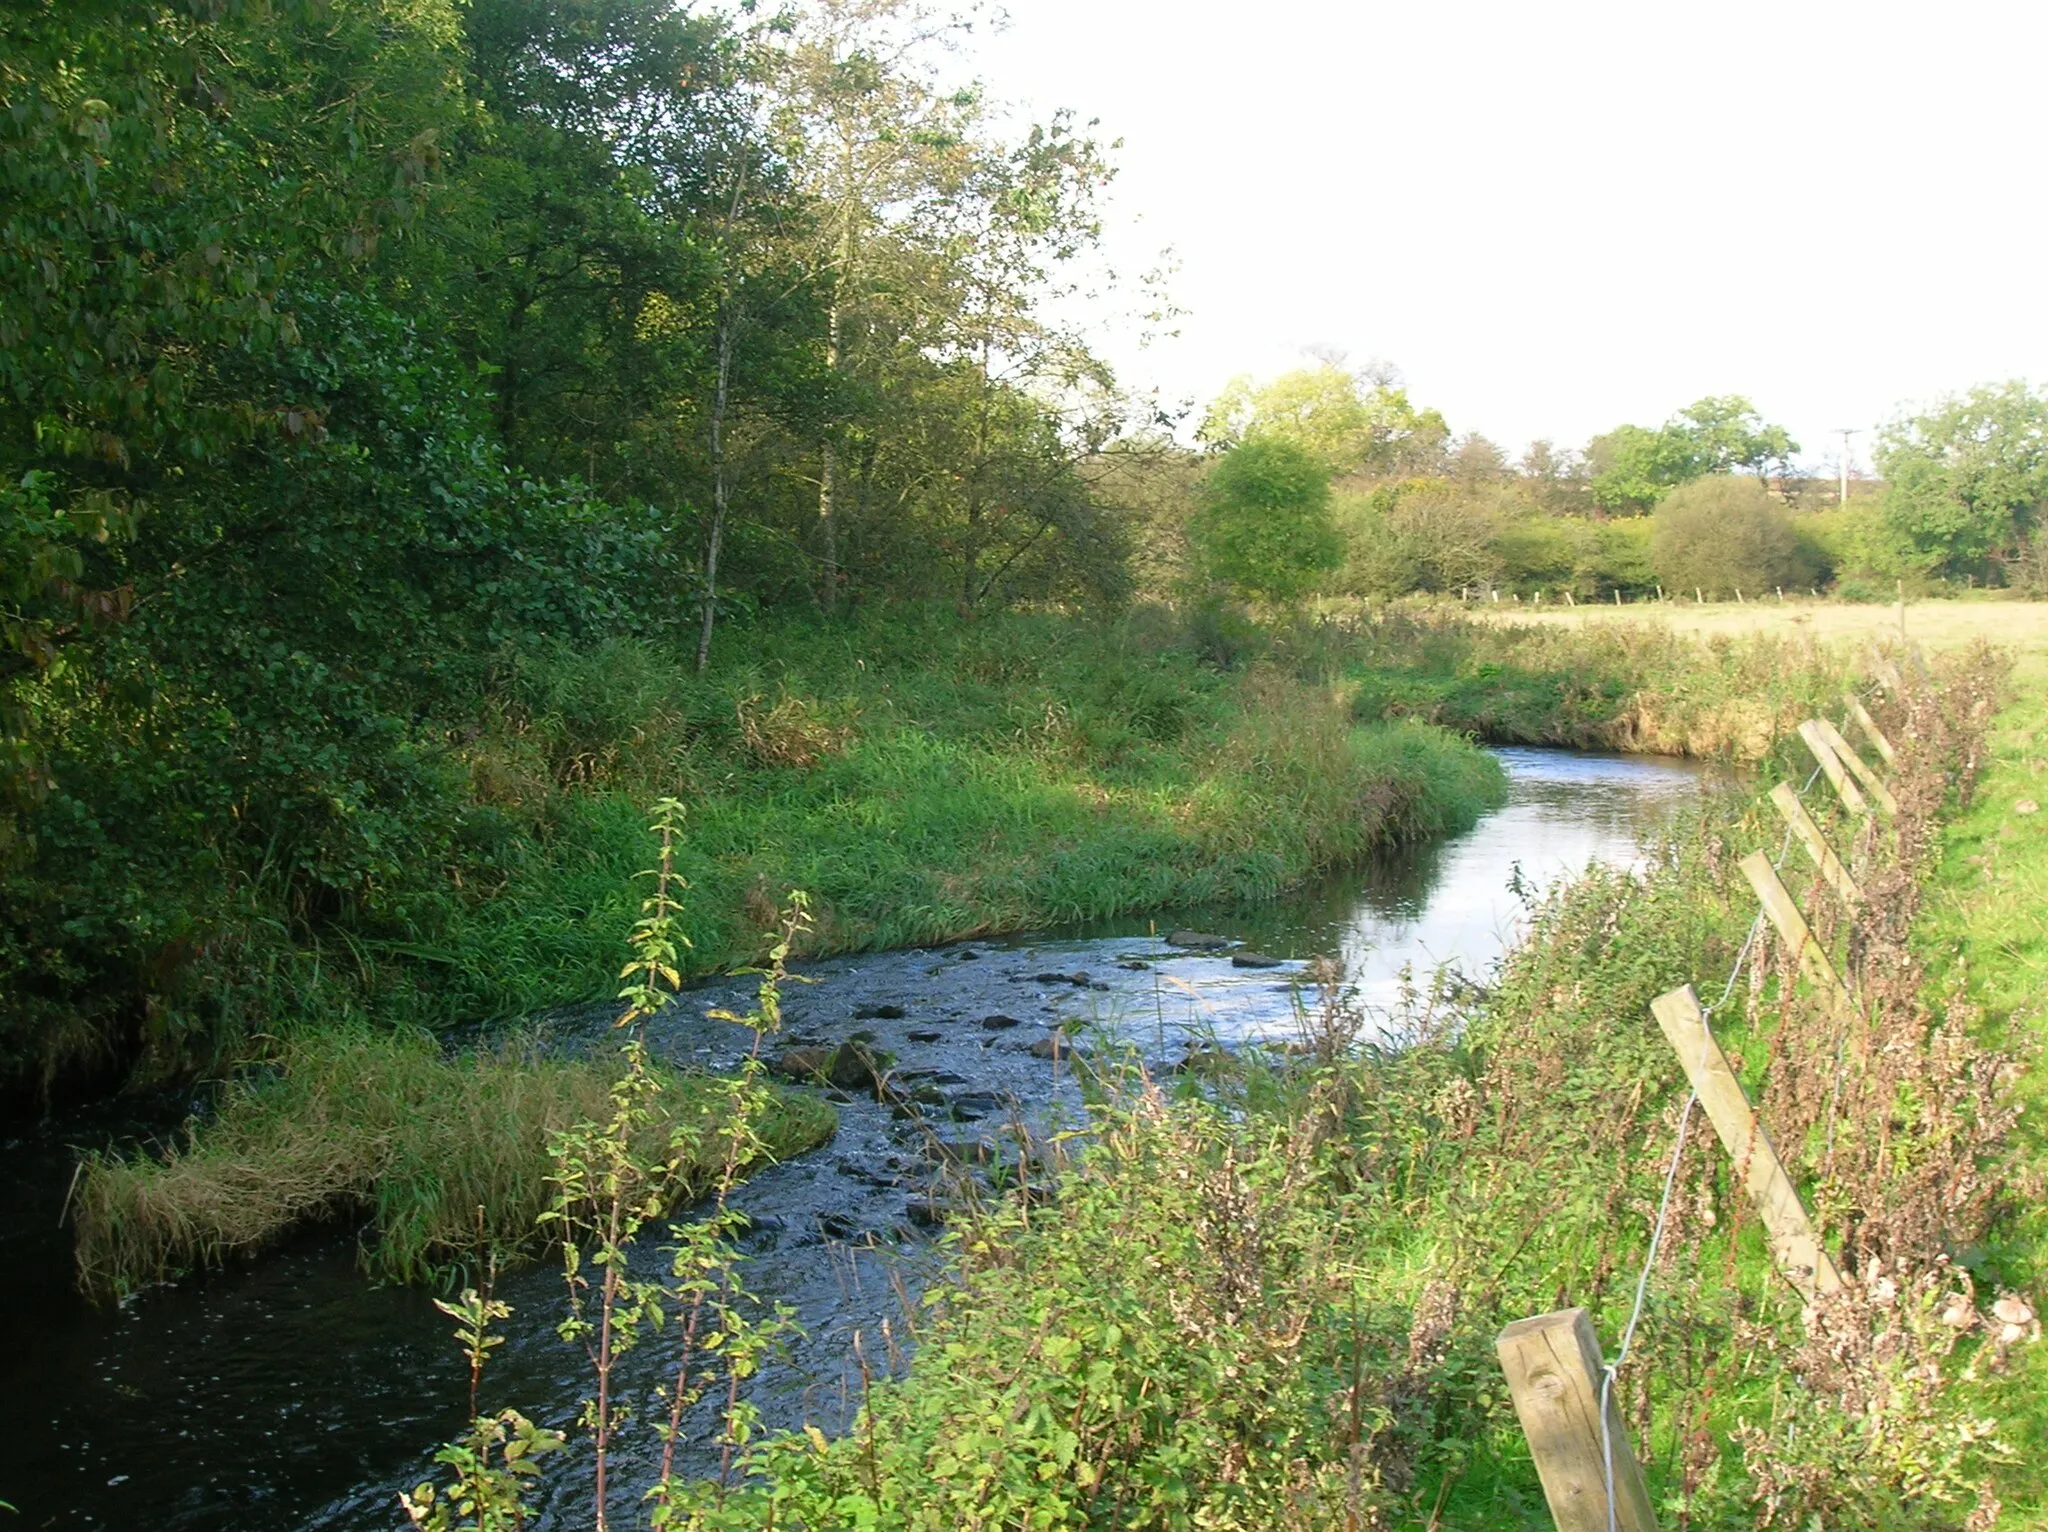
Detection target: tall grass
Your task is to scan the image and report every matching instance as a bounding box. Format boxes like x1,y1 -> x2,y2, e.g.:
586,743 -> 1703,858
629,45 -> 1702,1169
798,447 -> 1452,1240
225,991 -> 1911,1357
72,1026 -> 836,1294
312,614 -> 1513,1030
1329,605 -> 1865,757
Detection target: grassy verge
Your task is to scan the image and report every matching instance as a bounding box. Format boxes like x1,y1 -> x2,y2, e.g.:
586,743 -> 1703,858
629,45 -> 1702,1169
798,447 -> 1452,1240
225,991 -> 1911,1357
73,1026 -> 836,1295
680,639 -> 2027,1530
1920,637 -> 2048,1524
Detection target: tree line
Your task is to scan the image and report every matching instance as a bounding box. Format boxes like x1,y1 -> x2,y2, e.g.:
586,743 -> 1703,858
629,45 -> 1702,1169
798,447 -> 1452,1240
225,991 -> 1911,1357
1166,362 -> 2048,605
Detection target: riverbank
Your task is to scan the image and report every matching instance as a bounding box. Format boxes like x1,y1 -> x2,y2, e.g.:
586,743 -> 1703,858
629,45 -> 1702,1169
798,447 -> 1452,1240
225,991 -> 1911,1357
674,639 -> 2027,1529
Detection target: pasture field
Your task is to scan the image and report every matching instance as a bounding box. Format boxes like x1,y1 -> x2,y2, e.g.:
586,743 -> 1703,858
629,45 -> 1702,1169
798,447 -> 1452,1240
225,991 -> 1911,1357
1461,593 -> 2048,666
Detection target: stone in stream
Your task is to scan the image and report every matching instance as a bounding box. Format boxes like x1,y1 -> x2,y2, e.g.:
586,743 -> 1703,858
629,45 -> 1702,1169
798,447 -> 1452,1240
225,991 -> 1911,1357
1230,951 -> 1284,969
826,1040 -> 887,1093
1028,1031 -> 1079,1060
979,1013 -> 1023,1030
854,1003 -> 907,1020
1118,959 -> 1152,970
906,1028 -> 944,1043
1167,930 -> 1231,950
925,1133 -> 999,1165
948,1092 -> 1004,1122
771,1046 -> 835,1082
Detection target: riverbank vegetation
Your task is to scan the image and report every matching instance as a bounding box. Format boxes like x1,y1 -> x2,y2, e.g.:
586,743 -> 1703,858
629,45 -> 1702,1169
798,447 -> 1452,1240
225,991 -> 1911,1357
73,1023 -> 834,1293
654,643 -> 2030,1529
379,636 -> 2038,1529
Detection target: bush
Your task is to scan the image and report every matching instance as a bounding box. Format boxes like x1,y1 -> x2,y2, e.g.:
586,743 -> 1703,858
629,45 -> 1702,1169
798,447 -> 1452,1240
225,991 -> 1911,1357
1190,439 -> 1343,602
1649,476 -> 1814,598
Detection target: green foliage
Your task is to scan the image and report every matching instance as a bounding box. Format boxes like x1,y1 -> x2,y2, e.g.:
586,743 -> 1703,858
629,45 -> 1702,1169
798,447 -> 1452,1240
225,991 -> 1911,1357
1198,364 -> 1450,477
1876,381 -> 2048,584
1339,610 -> 1859,756
1589,396 -> 1798,512
1649,476 -> 1814,598
1191,439 -> 1343,601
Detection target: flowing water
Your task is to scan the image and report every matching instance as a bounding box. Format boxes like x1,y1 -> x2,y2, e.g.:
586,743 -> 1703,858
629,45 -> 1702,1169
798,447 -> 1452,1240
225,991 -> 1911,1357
0,747 -> 1709,1530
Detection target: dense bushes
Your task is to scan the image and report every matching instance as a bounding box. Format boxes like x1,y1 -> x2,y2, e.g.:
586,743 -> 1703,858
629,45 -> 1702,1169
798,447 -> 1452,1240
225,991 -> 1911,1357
1649,475 -> 1815,597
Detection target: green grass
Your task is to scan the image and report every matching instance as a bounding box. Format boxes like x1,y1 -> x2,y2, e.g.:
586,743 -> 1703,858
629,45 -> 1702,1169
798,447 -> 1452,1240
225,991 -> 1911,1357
1921,645 -> 2048,1526
292,610 -> 1516,1033
73,1025 -> 836,1295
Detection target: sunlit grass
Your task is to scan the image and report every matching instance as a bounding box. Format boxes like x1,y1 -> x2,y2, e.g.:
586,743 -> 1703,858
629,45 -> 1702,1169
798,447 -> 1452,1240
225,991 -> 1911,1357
73,1026 -> 837,1295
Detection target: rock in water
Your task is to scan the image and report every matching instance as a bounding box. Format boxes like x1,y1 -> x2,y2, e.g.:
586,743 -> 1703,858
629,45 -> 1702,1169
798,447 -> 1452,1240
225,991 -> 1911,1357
1230,951 -> 1283,969
1166,930 -> 1230,950
826,1040 -> 884,1092
771,1046 -> 835,1082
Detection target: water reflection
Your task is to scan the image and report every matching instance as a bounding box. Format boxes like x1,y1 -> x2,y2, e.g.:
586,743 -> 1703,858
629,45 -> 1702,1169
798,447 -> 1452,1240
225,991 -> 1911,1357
1035,747 -> 1711,1041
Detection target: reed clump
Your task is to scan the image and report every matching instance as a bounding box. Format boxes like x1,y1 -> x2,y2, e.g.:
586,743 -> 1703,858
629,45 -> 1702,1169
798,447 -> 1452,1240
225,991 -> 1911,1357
72,1025 -> 836,1295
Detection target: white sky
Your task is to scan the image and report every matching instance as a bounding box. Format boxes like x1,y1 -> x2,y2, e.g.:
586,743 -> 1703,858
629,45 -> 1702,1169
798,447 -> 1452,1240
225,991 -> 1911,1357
968,0 -> 2048,471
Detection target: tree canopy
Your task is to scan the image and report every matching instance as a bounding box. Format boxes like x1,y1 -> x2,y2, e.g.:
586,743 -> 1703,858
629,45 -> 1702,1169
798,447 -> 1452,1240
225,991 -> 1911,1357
1876,382 -> 2048,583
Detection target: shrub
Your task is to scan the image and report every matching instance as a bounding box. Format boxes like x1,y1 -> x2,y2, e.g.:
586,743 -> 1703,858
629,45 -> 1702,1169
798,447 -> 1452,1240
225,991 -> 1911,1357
1649,475 -> 1814,598
1190,439 -> 1343,602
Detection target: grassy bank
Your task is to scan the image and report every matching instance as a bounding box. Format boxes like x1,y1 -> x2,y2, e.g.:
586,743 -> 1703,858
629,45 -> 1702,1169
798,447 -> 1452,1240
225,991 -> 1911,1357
665,638 -> 2029,1529
1921,634 -> 2048,1521
1331,604 -> 1870,755
23,605 -> 1902,1100
60,610 -> 1518,1092
73,1026 -> 838,1294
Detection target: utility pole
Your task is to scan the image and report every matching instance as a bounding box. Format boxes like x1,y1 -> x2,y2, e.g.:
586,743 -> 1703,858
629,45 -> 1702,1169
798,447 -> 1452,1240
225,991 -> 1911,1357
1836,428 -> 1860,506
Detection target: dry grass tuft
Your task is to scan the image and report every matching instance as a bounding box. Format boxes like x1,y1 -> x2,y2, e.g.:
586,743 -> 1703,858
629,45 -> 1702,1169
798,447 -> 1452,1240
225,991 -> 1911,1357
72,1026 -> 836,1296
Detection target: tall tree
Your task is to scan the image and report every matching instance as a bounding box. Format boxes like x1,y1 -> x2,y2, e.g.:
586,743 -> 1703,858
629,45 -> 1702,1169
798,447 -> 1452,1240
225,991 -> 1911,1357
1876,382 -> 2048,583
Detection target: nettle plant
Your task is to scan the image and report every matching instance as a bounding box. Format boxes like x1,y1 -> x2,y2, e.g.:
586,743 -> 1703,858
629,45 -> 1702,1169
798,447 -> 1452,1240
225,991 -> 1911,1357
404,800 -> 812,1532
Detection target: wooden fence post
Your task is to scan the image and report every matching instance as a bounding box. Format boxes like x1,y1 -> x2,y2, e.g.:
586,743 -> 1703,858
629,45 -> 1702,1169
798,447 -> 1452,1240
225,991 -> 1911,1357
1496,1308 -> 1659,1532
1810,718 -> 1898,814
1796,720 -> 1868,814
1842,693 -> 1898,768
1767,783 -> 1861,904
1650,987 -> 1845,1299
1737,851 -> 1862,1037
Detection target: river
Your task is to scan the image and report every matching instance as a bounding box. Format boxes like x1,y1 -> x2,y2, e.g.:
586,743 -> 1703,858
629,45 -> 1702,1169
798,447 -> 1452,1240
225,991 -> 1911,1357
0,746 -> 1709,1529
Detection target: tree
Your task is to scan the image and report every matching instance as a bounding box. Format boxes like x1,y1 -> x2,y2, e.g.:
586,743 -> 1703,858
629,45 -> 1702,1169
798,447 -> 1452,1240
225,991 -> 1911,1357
1875,382 -> 2048,583
1198,364 -> 1449,477
1190,439 -> 1341,602
1649,476 -> 1812,597
1589,397 -> 1797,511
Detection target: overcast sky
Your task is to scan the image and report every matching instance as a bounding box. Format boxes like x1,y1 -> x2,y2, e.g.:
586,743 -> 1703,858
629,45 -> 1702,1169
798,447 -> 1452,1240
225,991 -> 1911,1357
967,0 -> 2046,471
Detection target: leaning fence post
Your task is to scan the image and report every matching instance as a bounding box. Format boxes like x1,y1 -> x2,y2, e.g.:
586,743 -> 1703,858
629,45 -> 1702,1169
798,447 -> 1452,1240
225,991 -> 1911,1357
1738,851 -> 1862,1040
1796,720 -> 1868,814
1767,783 -> 1861,904
1810,717 -> 1897,814
1842,693 -> 1898,768
1496,1308 -> 1659,1532
1650,987 -> 1845,1300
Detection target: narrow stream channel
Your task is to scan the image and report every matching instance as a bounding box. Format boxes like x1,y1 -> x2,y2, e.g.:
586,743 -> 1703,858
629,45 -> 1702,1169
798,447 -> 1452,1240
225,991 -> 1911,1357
0,747 -> 1710,1530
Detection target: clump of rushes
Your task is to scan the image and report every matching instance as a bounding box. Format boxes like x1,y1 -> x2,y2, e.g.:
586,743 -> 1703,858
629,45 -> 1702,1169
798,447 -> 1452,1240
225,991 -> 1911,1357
70,801 -> 834,1296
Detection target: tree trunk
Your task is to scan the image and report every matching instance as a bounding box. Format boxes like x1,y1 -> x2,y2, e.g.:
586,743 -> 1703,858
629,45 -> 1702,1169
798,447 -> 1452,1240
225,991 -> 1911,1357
696,303 -> 736,674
